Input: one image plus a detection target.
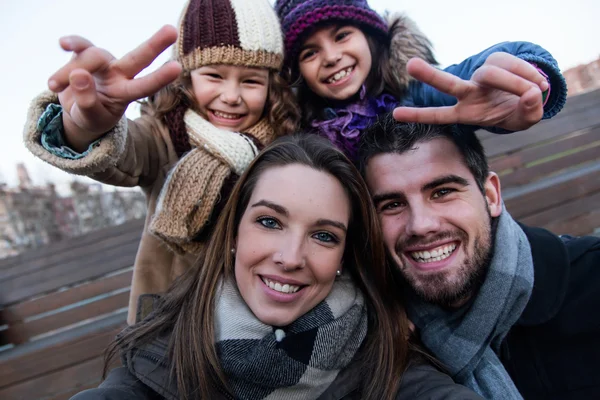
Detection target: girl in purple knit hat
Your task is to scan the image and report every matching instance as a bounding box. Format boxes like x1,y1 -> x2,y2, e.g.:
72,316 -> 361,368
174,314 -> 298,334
275,0 -> 567,160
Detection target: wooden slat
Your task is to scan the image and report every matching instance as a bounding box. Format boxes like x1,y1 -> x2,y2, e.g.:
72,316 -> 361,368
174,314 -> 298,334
521,190 -> 600,230
5,291 -> 129,343
0,325 -> 121,390
3,269 -> 132,324
0,224 -> 142,282
0,355 -> 106,400
504,162 -> 600,219
499,146 -> 600,187
0,218 -> 144,272
489,125 -> 600,172
543,210 -> 600,237
0,239 -> 139,306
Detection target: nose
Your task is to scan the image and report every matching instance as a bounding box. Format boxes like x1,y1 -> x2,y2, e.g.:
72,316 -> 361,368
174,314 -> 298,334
274,234 -> 306,271
322,43 -> 342,67
220,81 -> 242,105
404,202 -> 441,238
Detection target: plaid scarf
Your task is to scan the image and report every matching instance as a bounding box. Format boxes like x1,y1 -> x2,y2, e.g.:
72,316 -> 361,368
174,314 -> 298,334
406,207 -> 534,399
214,276 -> 367,400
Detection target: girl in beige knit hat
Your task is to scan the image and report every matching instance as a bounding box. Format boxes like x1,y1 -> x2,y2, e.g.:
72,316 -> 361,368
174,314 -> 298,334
24,0 -> 300,325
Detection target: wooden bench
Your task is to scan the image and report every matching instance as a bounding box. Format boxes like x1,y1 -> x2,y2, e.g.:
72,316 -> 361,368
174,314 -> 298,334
479,88 -> 600,236
0,218 -> 144,400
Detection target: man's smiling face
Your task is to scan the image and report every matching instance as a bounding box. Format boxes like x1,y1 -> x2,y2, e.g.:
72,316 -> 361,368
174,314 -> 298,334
365,137 -> 502,306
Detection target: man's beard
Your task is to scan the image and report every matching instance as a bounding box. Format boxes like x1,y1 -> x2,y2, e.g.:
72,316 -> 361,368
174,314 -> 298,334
394,214 -> 496,308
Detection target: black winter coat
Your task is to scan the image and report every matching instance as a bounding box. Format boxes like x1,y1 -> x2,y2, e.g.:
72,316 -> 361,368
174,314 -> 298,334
501,225 -> 600,399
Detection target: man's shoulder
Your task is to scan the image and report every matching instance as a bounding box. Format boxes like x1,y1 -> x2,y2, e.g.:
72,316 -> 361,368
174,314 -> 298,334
518,223 -> 600,266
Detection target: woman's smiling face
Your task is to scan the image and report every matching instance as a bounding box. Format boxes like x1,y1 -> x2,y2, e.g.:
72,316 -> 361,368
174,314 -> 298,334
234,163 -> 350,327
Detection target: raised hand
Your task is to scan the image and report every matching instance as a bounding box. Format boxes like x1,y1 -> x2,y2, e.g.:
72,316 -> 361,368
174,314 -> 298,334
49,25 -> 182,152
393,53 -> 549,132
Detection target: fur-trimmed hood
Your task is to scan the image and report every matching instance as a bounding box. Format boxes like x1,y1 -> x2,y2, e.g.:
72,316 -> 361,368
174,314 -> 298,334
385,13 -> 437,91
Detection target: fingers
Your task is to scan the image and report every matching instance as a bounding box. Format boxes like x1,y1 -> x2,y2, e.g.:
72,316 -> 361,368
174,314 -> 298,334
116,25 -> 178,79
393,105 -> 460,125
121,61 -> 182,102
472,63 -> 543,98
59,35 -> 95,53
515,86 -> 544,128
48,45 -> 114,93
483,52 -> 549,91
68,69 -> 99,110
407,57 -> 473,99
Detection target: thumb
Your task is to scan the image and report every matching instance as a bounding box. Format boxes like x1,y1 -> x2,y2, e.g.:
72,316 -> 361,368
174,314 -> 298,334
68,69 -> 121,135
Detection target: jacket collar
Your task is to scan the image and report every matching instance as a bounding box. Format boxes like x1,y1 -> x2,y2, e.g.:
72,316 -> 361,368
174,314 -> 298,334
516,224 -> 570,326
125,335 -> 179,400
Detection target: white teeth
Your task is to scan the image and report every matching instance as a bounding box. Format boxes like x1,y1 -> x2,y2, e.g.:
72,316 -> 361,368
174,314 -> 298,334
213,110 -> 242,119
410,244 -> 457,263
261,277 -> 300,294
327,66 -> 353,83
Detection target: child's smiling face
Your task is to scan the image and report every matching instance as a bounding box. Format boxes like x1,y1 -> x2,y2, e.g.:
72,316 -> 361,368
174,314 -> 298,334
191,65 -> 269,132
297,24 -> 372,101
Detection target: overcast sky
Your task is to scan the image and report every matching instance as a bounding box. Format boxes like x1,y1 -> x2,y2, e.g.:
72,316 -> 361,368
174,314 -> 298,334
2,0 -> 598,188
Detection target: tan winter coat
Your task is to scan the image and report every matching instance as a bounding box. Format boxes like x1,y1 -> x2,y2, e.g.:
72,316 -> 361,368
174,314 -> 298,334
24,92 -> 197,325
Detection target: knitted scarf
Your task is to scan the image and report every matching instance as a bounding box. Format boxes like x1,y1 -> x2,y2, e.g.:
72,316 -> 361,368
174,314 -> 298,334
149,109 -> 276,254
406,207 -> 534,399
215,275 -> 368,400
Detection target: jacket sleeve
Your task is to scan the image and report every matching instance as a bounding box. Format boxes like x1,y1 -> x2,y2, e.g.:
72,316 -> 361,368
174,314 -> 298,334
396,363 -> 484,400
406,41 -> 568,127
23,91 -> 177,189
70,367 -> 159,400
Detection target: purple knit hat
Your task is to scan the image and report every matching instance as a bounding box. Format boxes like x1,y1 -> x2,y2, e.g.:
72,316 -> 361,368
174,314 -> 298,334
275,0 -> 388,68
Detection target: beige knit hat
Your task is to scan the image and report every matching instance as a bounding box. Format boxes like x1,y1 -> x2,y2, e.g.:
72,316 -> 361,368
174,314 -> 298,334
175,0 -> 284,72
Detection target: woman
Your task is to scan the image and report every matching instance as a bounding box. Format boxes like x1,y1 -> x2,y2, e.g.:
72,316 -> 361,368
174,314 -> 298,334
73,135 -> 482,399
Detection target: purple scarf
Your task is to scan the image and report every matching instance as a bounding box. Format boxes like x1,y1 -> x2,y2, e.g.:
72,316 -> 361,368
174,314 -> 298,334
311,86 -> 398,160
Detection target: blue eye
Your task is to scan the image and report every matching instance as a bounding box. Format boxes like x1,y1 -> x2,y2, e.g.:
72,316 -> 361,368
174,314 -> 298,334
257,217 -> 280,229
313,232 -> 338,243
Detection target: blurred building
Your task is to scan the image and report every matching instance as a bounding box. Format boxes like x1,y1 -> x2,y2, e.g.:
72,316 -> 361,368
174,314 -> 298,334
0,164 -> 146,258
564,57 -> 600,97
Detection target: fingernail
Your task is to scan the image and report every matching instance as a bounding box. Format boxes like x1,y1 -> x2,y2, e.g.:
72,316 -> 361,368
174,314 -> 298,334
48,79 -> 59,91
540,80 -> 549,92
72,76 -> 89,90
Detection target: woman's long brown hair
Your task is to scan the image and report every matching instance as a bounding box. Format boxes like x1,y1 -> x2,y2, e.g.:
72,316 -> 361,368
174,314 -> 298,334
105,134 -> 411,400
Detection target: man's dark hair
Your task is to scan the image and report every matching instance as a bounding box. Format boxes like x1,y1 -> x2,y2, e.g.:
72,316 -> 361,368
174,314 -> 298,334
357,113 -> 490,194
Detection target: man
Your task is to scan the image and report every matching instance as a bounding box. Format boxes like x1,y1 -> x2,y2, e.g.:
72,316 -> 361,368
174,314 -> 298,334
357,115 -> 600,400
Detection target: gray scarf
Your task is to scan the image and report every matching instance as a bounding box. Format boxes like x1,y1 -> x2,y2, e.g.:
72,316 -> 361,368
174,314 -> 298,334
214,275 -> 367,400
406,207 -> 534,399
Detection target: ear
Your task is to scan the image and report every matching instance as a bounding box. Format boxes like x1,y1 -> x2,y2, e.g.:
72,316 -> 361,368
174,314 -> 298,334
484,172 -> 502,217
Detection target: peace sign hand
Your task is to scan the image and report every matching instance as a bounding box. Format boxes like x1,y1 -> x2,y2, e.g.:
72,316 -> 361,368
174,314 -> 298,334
393,53 -> 549,132
48,25 -> 182,151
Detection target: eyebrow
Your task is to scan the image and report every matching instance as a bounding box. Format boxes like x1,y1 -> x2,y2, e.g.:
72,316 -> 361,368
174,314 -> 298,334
251,200 -> 288,216
422,175 -> 470,192
372,175 -> 470,207
316,218 -> 347,233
